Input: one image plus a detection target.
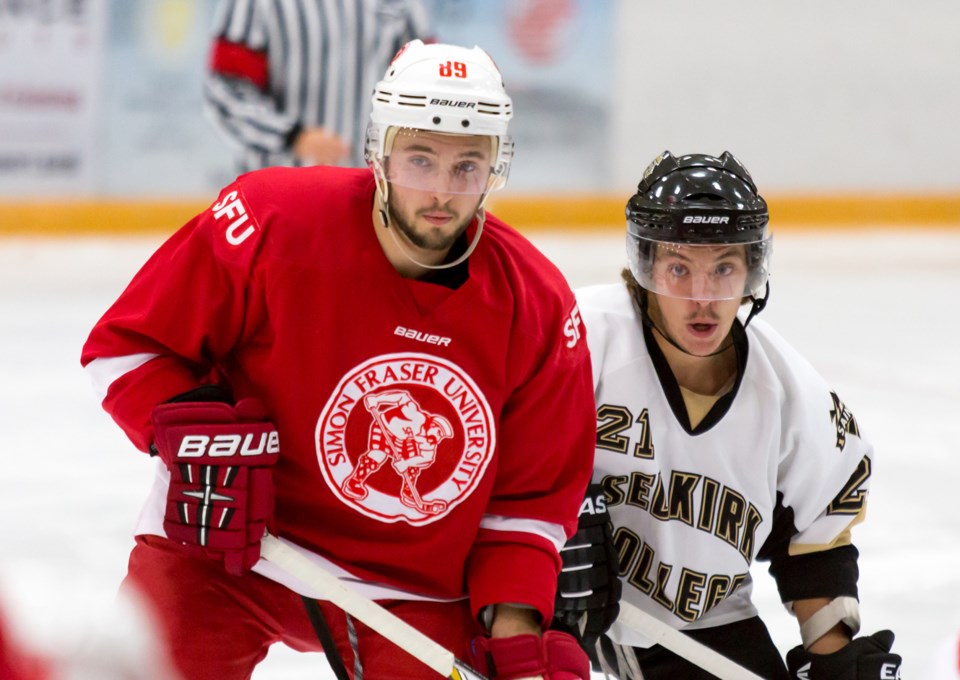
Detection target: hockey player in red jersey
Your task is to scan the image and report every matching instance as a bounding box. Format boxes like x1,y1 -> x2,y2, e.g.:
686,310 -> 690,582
552,152 -> 903,679
82,40 -> 594,680
0,604 -> 50,680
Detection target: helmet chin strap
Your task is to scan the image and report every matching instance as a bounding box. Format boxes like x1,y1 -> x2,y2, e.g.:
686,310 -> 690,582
637,280 -> 770,359
742,282 -> 769,328
382,205 -> 486,271
372,163 -> 489,271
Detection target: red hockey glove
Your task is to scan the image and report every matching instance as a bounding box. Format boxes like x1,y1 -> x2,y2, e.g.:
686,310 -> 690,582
150,399 -> 279,576
469,631 -> 590,680
785,630 -> 902,679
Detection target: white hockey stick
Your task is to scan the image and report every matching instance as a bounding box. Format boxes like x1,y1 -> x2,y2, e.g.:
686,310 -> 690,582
615,600 -> 764,680
259,533 -> 488,680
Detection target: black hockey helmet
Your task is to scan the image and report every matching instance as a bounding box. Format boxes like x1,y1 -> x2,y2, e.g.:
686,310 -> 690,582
628,151 -> 768,244
626,151 -> 772,304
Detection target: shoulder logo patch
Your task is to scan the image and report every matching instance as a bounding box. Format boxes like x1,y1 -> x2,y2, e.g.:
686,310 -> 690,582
211,189 -> 255,245
829,391 -> 860,451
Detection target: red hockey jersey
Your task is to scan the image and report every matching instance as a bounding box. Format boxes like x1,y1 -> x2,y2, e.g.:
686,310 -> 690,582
81,166 -> 595,621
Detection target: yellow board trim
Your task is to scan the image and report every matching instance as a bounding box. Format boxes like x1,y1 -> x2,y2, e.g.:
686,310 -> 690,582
488,193 -> 960,230
0,200 -> 208,237
2,194 -> 959,236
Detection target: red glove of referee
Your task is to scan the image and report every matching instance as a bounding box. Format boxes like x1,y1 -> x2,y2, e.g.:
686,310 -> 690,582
150,397 -> 279,576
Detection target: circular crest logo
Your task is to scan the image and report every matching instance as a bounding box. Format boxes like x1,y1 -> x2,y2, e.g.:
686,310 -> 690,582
316,353 -> 496,524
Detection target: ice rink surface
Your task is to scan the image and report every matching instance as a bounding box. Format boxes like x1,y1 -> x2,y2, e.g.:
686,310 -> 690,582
1,228 -> 958,678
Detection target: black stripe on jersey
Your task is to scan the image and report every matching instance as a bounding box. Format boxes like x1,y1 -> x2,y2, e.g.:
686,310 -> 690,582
757,492 -> 861,602
643,320 -> 749,435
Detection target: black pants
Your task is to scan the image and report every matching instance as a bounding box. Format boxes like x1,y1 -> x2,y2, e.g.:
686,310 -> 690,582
597,616 -> 790,679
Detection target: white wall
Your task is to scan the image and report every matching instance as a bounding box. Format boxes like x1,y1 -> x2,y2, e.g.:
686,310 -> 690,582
610,0 -> 960,193
2,0 -> 958,199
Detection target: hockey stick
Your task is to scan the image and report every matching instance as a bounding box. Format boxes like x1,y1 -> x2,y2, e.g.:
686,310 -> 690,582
259,533 -> 488,680
615,600 -> 764,680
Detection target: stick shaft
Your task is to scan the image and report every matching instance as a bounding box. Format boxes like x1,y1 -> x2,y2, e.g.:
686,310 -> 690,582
617,601 -> 765,680
259,534 -> 486,680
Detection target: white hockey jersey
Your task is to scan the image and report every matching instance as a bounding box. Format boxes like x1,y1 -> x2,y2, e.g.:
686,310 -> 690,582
578,283 -> 872,648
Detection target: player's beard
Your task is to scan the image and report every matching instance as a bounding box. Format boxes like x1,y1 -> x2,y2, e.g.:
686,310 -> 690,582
387,199 -> 476,252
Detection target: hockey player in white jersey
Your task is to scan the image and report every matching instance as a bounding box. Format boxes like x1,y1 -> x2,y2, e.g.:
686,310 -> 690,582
552,151 -> 902,678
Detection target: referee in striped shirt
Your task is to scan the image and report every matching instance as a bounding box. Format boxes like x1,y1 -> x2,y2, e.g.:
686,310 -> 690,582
204,0 -> 432,171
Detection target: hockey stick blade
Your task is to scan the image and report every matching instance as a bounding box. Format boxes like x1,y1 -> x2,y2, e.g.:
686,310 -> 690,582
617,600 -> 764,680
259,533 -> 488,680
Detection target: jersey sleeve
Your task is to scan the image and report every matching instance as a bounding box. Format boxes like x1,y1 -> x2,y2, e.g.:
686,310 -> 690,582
204,0 -> 299,156
465,289 -> 596,624
757,339 -> 873,603
760,496 -> 862,605
80,181 -> 265,452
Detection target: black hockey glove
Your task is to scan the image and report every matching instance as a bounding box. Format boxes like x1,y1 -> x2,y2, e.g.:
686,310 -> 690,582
786,630 -> 902,679
553,483 -> 621,648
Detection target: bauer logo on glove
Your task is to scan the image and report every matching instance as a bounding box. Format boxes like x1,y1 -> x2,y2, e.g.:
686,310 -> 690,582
174,429 -> 279,459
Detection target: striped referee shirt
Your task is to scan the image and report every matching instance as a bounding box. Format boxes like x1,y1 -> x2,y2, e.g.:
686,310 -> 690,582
204,0 -> 431,171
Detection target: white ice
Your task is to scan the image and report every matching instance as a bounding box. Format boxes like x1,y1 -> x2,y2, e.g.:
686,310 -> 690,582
1,229 -> 957,678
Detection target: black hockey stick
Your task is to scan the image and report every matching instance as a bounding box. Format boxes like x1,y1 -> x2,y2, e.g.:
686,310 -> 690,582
260,533 -> 488,680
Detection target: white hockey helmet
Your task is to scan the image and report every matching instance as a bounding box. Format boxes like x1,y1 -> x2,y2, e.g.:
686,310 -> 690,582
365,39 -> 514,194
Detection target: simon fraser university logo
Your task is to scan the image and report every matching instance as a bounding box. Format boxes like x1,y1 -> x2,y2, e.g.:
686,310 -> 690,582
316,354 -> 496,525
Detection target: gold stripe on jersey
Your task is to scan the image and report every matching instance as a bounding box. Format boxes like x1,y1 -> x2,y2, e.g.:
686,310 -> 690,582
788,505 -> 867,557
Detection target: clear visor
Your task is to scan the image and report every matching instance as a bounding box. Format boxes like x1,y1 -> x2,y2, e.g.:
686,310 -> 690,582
627,227 -> 773,301
381,128 -> 499,196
